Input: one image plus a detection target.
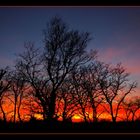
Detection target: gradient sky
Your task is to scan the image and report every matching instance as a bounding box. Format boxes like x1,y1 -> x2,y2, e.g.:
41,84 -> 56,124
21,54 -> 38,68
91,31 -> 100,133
0,7 -> 140,96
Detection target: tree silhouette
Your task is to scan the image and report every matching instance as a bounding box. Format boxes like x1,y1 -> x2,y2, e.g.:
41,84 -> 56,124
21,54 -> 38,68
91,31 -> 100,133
78,63 -> 105,122
42,17 -> 96,121
0,68 -> 11,122
70,68 -> 89,122
14,42 -> 49,120
57,78 -> 79,122
15,17 -> 96,121
10,69 -> 30,123
122,99 -> 132,121
123,97 -> 140,121
0,16 -> 140,133
99,63 -> 137,122
13,17 -> 137,123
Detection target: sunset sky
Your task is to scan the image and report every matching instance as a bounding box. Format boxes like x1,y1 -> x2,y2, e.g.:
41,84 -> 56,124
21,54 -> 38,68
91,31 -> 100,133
0,7 -> 140,97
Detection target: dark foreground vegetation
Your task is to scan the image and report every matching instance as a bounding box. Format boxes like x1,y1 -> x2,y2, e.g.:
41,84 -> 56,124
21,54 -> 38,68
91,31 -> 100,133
0,119 -> 140,133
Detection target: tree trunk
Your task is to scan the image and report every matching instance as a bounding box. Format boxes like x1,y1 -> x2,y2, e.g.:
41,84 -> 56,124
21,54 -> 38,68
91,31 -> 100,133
110,105 -> 116,123
132,112 -> 135,121
42,105 -> 48,120
14,96 -> 17,123
47,90 -> 56,121
81,108 -> 87,122
93,107 -> 97,122
112,116 -> 116,123
17,96 -> 22,122
62,101 -> 67,121
0,100 -> 6,122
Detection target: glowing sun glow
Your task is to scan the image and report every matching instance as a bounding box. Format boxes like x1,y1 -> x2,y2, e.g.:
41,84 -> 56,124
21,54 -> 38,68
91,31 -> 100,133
72,115 -> 83,122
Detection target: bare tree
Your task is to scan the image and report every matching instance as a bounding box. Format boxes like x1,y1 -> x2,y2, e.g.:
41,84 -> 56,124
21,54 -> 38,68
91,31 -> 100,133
69,69 -> 90,122
123,97 -> 140,121
15,42 -> 51,120
21,92 -> 43,121
42,17 -> 96,121
13,17 -> 138,124
10,69 -> 30,123
79,63 -> 105,122
15,16 -> 96,121
99,63 -> 137,122
130,98 -> 140,121
0,67 -> 11,122
122,99 -> 132,121
57,77 -> 81,122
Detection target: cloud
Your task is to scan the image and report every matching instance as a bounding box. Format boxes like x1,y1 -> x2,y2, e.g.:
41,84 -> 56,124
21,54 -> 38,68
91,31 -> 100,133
98,44 -> 140,92
98,47 -> 124,63
98,44 -> 140,73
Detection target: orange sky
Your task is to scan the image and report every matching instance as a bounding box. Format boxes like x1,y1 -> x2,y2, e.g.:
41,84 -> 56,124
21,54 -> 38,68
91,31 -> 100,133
1,92 -> 140,123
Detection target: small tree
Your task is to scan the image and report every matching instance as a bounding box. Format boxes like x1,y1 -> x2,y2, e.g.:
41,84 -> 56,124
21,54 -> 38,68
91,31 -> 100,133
79,63 -> 105,122
0,67 -> 11,122
123,97 -> 140,121
56,78 -> 79,122
99,63 -> 137,122
10,69 -> 30,123
69,68 -> 90,122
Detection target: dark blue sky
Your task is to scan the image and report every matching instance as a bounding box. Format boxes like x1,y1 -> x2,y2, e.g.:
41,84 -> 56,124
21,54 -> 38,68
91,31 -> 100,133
0,7 -> 140,95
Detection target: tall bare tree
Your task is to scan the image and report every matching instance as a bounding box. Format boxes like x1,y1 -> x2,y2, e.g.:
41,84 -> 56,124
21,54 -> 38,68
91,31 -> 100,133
42,17 -> 96,121
15,17 -> 96,121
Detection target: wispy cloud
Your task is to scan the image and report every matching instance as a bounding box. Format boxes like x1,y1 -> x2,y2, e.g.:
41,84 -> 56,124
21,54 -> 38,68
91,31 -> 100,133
98,44 -> 140,73
98,43 -> 140,92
